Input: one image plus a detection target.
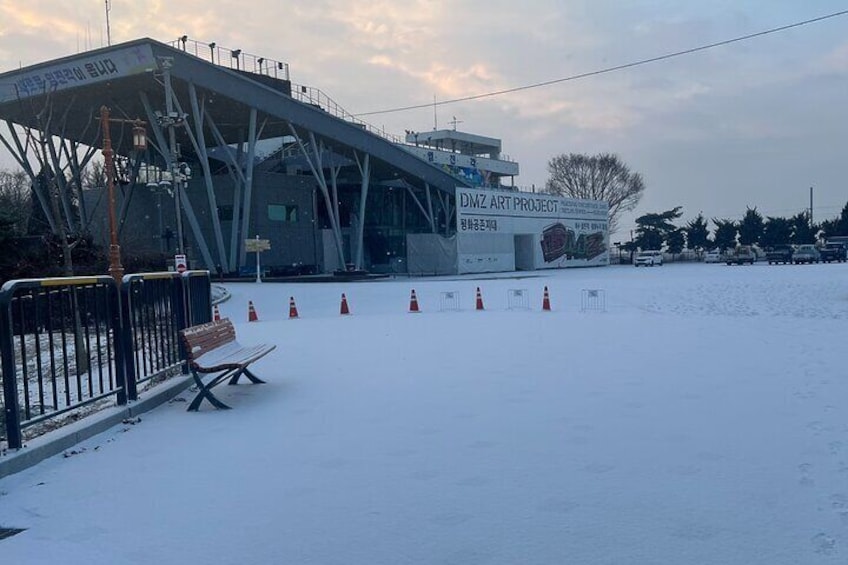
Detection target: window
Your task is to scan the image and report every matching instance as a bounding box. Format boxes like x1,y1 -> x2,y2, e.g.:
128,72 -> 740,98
268,204 -> 298,223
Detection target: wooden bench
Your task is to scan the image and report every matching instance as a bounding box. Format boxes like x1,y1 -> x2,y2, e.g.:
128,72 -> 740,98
179,318 -> 276,411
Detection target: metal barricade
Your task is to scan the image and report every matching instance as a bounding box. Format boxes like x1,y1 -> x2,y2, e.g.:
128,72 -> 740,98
0,276 -> 125,449
183,271 -> 212,326
1,270 -> 213,450
121,272 -> 187,399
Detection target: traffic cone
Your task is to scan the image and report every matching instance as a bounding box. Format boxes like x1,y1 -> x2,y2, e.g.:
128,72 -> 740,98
212,304 -> 221,321
409,289 -> 420,313
542,286 -> 551,311
288,296 -> 299,319
340,293 -> 351,315
475,287 -> 485,311
248,300 -> 259,322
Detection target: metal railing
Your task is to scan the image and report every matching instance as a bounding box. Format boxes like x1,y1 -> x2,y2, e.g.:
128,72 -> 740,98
169,37 -> 290,80
120,273 -> 187,400
0,276 -> 126,447
166,37 -> 502,187
289,83 -> 405,144
1,270 -> 212,449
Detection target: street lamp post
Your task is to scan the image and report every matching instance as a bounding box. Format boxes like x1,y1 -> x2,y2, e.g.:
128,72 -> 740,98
99,105 -> 147,285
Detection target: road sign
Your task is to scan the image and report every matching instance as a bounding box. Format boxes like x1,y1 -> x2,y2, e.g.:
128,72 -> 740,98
244,238 -> 271,252
175,254 -> 187,273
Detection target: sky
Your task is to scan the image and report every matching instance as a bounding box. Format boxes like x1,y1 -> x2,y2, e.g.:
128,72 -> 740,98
0,1 -> 847,236
2,263 -> 848,563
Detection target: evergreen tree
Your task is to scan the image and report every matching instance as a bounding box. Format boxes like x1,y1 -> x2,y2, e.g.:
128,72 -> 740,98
738,207 -> 764,246
712,218 -> 738,251
685,213 -> 710,253
790,212 -> 816,244
816,201 -> 848,241
665,228 -> 685,258
634,207 -> 682,251
762,216 -> 792,247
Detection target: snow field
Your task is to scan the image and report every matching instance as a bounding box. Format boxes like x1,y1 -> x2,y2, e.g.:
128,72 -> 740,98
0,262 -> 847,564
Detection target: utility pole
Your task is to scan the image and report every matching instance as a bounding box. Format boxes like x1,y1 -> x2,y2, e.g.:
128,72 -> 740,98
159,57 -> 185,255
810,186 -> 814,228
104,0 -> 112,46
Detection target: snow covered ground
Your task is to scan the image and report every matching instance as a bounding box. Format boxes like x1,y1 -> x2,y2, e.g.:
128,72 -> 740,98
1,262 -> 847,564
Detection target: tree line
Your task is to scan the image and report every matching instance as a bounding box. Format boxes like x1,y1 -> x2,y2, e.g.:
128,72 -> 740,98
627,204 -> 848,255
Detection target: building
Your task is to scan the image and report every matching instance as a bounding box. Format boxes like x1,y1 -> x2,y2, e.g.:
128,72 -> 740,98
0,37 -> 607,276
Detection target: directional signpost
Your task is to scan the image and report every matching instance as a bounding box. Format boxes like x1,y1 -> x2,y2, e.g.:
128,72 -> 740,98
245,235 -> 271,283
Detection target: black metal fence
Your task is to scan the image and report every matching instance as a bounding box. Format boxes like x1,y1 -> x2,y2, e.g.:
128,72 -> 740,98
1,271 -> 212,449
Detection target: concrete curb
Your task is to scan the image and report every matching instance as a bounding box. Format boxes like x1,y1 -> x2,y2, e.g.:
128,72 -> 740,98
0,376 -> 194,480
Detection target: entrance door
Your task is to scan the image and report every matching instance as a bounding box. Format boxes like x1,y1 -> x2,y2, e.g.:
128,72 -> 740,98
514,234 -> 535,271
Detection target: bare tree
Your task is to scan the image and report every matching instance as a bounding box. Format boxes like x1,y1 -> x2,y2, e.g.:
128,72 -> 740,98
545,153 -> 645,234
0,169 -> 32,234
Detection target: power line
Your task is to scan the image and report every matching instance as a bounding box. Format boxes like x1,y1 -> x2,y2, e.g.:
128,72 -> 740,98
356,10 -> 848,117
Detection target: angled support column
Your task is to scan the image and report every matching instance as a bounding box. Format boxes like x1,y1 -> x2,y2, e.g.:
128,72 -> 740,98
237,108 -> 258,268
206,116 -> 247,272
288,123 -> 346,269
353,151 -> 370,270
404,183 -> 435,232
425,184 -> 436,233
0,121 -> 54,232
187,83 -> 229,270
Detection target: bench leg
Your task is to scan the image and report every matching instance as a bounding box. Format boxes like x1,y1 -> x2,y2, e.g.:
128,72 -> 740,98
187,370 -> 233,412
228,367 -> 266,385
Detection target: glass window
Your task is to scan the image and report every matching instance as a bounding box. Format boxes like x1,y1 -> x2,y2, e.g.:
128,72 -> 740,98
268,204 -> 298,223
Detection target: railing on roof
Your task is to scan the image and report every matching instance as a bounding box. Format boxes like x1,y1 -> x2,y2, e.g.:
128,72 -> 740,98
288,83 -> 404,144
170,37 -> 290,81
168,38 -> 403,144
166,38 -> 510,185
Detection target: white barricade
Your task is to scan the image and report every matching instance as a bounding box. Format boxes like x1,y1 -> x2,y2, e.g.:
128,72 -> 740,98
581,289 -> 606,312
439,291 -> 461,311
507,288 -> 530,310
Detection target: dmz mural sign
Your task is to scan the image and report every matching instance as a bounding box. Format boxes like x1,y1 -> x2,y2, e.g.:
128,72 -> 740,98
455,187 -> 609,272
1,44 -> 157,104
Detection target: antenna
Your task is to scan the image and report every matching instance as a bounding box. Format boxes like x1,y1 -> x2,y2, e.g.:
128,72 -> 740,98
448,116 -> 463,131
105,0 -> 112,46
433,94 -> 437,130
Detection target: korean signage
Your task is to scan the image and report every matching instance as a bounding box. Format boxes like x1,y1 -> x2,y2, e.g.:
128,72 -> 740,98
455,187 -> 609,273
244,238 -> 271,253
1,44 -> 157,103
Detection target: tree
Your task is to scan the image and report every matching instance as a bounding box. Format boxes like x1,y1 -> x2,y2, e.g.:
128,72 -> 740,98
685,213 -> 711,253
634,207 -> 682,251
712,218 -> 738,251
738,207 -> 764,246
819,201 -> 848,239
665,228 -> 685,258
545,153 -> 645,233
761,216 -> 792,247
790,211 -> 816,244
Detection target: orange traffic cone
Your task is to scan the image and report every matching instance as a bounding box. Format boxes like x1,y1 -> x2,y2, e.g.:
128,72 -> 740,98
475,287 -> 485,311
340,293 -> 351,315
542,286 -> 551,311
248,300 -> 259,322
213,304 -> 221,321
288,296 -> 299,319
409,289 -> 420,313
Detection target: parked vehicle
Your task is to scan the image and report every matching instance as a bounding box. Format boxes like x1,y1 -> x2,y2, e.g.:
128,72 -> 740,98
793,244 -> 821,264
766,244 -> 794,265
819,242 -> 847,263
725,245 -> 756,265
634,250 -> 663,267
704,249 -> 722,263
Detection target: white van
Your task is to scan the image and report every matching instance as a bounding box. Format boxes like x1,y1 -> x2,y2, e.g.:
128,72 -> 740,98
634,250 -> 663,267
